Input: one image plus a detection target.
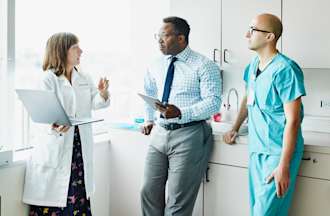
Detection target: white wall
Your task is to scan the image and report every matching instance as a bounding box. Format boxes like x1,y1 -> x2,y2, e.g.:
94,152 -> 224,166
101,0 -> 170,124
128,0 -> 170,121
222,66 -> 330,117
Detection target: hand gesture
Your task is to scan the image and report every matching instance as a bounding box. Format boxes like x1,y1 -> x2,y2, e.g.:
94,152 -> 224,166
98,77 -> 109,100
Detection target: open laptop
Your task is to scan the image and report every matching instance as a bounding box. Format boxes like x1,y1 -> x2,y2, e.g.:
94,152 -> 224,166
16,89 -> 104,126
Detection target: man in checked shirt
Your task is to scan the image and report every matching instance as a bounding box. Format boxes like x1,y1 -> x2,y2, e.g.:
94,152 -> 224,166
140,16 -> 222,216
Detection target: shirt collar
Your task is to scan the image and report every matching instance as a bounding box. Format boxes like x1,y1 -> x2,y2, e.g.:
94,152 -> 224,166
57,67 -> 79,85
166,46 -> 192,62
57,73 -> 66,81
256,52 -> 279,72
71,68 -> 79,84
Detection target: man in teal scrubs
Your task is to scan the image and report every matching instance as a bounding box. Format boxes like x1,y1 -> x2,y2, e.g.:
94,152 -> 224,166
224,13 -> 306,216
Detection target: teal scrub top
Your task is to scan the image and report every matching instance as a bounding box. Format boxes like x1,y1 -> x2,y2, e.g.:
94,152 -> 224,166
243,52 -> 306,155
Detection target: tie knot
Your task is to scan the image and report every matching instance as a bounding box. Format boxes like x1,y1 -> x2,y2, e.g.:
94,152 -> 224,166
171,57 -> 177,64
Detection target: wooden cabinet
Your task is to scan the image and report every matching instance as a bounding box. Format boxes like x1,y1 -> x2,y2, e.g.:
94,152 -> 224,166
282,0 -> 330,69
289,150 -> 330,216
204,163 -> 249,216
221,0 -> 281,69
106,129 -> 330,215
203,138 -> 330,216
219,0 -> 282,94
171,0 -> 330,69
290,176 -> 330,216
203,135 -> 250,216
108,129 -> 150,216
170,0 -> 221,63
192,183 -> 204,216
0,164 -> 29,216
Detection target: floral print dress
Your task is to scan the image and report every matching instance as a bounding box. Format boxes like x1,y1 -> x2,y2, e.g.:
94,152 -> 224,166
29,126 -> 92,216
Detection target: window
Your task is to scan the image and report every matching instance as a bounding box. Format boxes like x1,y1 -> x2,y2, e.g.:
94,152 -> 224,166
0,0 -> 16,151
2,0 -> 169,151
0,0 -> 6,151
15,0 -> 134,149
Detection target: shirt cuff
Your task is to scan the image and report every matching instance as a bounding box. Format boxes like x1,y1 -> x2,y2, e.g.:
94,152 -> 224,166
145,110 -> 155,122
179,107 -> 193,123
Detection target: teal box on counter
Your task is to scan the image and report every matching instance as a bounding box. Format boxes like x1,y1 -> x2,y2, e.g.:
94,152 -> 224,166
109,122 -> 142,131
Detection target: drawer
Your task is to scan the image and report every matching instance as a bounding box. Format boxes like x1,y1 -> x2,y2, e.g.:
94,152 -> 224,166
299,151 -> 330,180
209,140 -> 249,168
290,176 -> 330,216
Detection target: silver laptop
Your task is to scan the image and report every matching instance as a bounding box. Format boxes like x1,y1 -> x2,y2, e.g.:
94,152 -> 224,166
16,89 -> 104,126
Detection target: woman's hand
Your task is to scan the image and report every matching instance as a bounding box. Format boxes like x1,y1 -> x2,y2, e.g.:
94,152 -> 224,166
52,123 -> 70,135
98,77 -> 109,100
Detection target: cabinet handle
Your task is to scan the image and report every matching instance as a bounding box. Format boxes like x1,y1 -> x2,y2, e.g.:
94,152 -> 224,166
223,49 -> 229,63
213,48 -> 220,63
302,157 -> 311,161
205,167 -> 210,182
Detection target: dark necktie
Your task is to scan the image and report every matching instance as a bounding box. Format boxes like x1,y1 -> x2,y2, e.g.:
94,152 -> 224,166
161,56 -> 177,103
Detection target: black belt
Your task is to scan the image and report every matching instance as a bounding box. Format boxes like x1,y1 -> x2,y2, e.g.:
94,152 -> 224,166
160,120 -> 205,131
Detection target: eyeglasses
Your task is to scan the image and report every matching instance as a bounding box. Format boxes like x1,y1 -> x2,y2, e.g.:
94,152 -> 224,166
154,32 -> 178,41
248,26 -> 272,35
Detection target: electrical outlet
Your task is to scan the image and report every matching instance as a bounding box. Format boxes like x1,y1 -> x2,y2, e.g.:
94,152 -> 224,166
320,100 -> 330,109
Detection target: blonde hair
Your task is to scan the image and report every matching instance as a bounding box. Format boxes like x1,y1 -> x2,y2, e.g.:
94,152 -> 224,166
42,32 -> 79,76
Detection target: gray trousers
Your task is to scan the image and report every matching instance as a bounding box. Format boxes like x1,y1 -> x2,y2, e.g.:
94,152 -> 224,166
141,121 -> 213,216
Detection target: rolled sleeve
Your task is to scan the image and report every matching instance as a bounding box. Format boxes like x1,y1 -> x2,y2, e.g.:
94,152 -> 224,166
144,69 -> 157,122
179,61 -> 222,122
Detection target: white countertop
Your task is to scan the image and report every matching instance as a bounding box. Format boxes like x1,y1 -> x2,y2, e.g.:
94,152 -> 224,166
302,131 -> 330,147
108,122 -> 330,148
212,130 -> 330,149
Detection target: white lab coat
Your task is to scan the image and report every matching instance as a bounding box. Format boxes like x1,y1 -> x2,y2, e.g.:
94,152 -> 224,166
22,68 -> 110,207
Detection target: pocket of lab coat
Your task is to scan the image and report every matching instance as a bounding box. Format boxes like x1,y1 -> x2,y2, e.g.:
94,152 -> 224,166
75,86 -> 92,115
31,133 -> 64,168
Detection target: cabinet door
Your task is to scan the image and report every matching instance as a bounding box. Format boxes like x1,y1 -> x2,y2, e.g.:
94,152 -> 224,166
192,183 -> 204,216
0,165 -> 29,216
290,176 -> 330,216
170,0 -> 221,62
282,0 -> 330,69
109,129 -> 150,216
204,163 -> 249,216
222,0 -> 281,69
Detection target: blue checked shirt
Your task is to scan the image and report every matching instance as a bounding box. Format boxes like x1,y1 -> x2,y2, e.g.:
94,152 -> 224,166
144,46 -> 222,124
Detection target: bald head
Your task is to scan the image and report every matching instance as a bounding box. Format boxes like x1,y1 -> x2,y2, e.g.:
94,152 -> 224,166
254,13 -> 283,41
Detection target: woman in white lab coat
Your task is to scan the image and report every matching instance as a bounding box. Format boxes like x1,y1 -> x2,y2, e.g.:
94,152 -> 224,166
22,32 -> 110,215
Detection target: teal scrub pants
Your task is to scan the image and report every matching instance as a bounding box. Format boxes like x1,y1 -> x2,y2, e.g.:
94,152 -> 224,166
249,152 -> 303,216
